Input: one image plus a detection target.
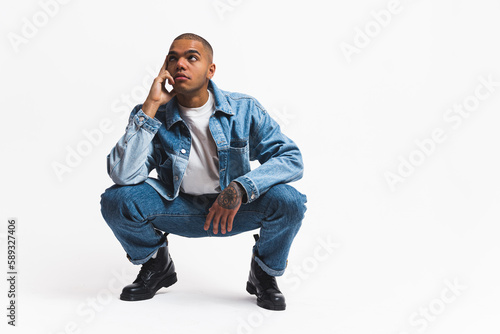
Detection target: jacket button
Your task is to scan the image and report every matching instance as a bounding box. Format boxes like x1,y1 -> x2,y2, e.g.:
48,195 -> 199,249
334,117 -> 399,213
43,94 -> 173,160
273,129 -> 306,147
139,116 -> 144,122
251,193 -> 256,200
181,149 -> 186,154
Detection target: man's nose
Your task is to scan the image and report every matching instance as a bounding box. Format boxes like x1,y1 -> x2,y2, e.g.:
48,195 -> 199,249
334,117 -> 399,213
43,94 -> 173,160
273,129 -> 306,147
176,58 -> 187,70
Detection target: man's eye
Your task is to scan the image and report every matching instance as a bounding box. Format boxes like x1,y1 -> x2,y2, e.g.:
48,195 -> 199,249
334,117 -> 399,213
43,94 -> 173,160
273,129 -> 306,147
188,55 -> 197,61
168,56 -> 176,61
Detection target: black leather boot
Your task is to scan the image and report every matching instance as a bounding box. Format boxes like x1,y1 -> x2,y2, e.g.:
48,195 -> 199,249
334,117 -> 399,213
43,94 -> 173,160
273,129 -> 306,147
120,244 -> 177,301
246,236 -> 286,310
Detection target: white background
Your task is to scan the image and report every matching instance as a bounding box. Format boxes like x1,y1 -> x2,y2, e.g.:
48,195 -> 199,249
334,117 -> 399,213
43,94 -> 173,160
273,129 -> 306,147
1,0 -> 499,333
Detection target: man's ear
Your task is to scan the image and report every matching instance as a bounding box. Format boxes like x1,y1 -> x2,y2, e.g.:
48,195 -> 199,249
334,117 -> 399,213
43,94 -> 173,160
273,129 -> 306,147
207,63 -> 216,79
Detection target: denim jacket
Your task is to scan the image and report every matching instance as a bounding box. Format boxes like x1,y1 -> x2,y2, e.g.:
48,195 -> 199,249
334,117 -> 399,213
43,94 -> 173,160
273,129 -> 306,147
106,80 -> 303,203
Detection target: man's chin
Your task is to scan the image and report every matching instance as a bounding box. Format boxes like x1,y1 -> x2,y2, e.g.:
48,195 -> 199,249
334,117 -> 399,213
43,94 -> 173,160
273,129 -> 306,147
174,84 -> 206,97
172,83 -> 190,95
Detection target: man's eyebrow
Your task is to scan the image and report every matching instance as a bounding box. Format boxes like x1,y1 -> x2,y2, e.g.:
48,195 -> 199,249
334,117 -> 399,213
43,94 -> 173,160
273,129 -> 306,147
167,49 -> 202,57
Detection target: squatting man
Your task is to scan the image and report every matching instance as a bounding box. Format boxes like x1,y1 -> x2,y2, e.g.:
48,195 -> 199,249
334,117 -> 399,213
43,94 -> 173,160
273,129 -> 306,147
100,33 -> 307,310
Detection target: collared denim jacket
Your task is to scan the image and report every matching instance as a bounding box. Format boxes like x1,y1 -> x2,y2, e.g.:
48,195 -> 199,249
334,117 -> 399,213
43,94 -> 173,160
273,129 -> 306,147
107,80 -> 304,203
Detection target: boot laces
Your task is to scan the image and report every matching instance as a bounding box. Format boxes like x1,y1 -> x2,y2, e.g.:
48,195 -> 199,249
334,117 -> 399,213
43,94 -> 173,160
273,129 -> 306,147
137,257 -> 160,283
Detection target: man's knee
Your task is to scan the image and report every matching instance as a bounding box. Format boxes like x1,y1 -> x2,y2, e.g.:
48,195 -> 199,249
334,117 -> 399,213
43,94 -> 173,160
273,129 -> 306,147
265,184 -> 307,220
101,184 -> 124,212
100,183 -> 150,221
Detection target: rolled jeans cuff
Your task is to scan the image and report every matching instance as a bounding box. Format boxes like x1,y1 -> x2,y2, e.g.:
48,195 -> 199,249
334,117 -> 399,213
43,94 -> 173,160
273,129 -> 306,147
126,239 -> 168,265
255,254 -> 286,277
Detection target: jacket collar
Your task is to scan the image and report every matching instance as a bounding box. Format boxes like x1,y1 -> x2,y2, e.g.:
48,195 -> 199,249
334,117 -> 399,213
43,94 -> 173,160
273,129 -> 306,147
160,80 -> 234,130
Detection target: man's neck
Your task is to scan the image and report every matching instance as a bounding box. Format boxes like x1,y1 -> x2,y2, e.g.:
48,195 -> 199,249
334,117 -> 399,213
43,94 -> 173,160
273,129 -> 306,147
177,89 -> 209,108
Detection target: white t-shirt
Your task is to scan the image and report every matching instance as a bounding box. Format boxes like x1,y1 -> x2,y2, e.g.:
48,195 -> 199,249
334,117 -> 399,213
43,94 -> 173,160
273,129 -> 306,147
178,90 -> 221,195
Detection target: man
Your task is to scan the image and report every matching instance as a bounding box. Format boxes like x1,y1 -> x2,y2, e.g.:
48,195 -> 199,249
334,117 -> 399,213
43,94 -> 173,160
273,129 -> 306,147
100,33 -> 307,311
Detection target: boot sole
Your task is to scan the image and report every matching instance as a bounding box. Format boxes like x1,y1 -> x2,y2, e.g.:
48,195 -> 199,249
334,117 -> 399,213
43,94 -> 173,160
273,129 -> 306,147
120,272 -> 178,301
246,281 -> 286,311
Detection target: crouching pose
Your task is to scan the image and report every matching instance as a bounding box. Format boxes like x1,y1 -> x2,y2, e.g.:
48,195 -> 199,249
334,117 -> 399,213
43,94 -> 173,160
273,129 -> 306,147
100,33 -> 307,311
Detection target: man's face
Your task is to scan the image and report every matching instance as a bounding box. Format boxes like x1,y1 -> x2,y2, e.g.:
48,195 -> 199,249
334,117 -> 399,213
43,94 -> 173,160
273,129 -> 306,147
166,39 -> 215,97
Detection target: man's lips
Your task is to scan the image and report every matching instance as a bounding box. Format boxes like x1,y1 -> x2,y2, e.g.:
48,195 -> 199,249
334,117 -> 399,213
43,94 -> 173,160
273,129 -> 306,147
174,73 -> 189,81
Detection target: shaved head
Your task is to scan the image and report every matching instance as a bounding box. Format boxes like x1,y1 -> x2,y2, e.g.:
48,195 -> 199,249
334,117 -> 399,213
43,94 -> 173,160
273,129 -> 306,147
173,33 -> 213,63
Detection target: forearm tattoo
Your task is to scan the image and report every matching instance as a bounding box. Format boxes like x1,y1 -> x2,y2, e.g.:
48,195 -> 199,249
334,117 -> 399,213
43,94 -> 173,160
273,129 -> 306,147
218,183 -> 242,209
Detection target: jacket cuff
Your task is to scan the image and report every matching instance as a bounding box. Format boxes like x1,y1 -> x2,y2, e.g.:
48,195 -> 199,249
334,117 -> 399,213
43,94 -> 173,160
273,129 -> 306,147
233,176 -> 259,204
132,109 -> 162,134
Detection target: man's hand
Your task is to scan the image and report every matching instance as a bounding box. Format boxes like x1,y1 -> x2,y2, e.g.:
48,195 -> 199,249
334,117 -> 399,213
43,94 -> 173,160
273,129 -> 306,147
142,55 -> 177,118
204,182 -> 244,234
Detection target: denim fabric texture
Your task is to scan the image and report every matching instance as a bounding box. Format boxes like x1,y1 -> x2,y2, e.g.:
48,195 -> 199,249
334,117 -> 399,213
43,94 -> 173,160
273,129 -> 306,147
101,182 -> 306,276
101,80 -> 307,276
106,80 -> 304,204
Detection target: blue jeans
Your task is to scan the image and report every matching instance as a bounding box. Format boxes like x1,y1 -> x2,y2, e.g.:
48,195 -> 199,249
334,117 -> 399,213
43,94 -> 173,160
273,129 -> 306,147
100,182 -> 307,276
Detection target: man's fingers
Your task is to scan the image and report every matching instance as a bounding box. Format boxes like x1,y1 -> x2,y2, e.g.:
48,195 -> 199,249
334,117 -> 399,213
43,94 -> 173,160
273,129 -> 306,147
220,215 -> 228,234
159,56 -> 168,75
212,214 -> 221,234
205,200 -> 239,235
158,70 -> 175,86
227,214 -> 234,233
165,71 -> 175,86
204,209 -> 214,231
213,225 -> 218,234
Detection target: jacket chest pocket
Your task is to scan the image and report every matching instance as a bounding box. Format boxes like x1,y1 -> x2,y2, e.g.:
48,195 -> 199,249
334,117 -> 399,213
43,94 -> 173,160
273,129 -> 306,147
227,140 -> 251,179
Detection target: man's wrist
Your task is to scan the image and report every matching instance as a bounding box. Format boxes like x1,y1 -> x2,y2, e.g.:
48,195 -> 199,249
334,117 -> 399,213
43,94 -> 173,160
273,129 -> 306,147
231,181 -> 248,203
142,100 -> 161,118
